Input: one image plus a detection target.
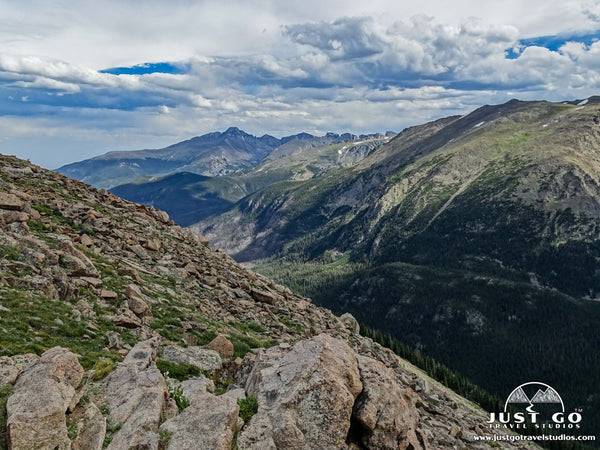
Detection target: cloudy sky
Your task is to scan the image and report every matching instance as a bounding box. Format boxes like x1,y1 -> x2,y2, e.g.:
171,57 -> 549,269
2,0 -> 600,168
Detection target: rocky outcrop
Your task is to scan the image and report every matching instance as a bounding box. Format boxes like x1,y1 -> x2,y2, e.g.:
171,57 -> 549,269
239,334 -> 362,449
159,392 -> 240,450
352,355 -> 422,449
161,345 -> 222,375
101,337 -> 166,450
70,403 -> 106,450
6,347 -> 83,450
0,354 -> 39,385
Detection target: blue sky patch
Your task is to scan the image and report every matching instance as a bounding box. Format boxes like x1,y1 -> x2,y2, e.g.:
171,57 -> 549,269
100,62 -> 189,75
506,31 -> 600,58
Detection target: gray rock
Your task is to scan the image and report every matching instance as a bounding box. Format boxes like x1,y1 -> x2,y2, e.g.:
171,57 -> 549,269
223,385 -> 246,400
6,347 -> 84,450
71,402 -> 107,450
59,240 -> 100,277
181,376 -> 215,401
340,312 -> 360,334
102,337 -> 166,450
162,345 -> 222,375
159,392 -> 239,450
1,211 -> 29,224
105,331 -> 124,349
352,355 -> 422,449
238,334 -> 362,450
129,244 -> 150,260
250,287 -> 280,305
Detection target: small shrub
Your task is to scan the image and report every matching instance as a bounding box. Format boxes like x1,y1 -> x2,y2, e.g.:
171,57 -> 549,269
92,360 -> 115,381
66,422 -> 78,440
103,421 -> 122,448
238,396 -> 258,424
158,429 -> 172,450
167,383 -> 190,413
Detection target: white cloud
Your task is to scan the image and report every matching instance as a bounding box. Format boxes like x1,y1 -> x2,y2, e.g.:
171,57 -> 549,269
1,1 -> 600,168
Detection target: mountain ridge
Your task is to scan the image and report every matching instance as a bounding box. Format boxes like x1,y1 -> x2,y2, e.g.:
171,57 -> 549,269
58,128 -> 392,190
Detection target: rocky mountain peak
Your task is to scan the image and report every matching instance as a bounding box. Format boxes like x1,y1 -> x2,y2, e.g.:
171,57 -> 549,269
0,154 -> 535,449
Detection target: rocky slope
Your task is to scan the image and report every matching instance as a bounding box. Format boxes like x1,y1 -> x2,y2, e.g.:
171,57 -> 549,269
194,98 -> 600,435
0,154 -> 536,448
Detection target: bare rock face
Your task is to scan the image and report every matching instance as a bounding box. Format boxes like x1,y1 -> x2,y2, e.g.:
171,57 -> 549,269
6,347 -> 84,450
352,355 -> 423,450
161,345 -> 222,375
238,334 -> 362,449
159,392 -> 239,450
71,402 -> 107,450
102,337 -> 166,450
340,312 -> 360,334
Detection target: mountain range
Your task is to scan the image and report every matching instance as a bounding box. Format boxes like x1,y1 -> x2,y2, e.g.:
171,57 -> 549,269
58,127 -> 394,190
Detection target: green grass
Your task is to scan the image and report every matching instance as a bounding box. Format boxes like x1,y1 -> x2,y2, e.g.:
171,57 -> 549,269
0,288 -> 126,370
237,396 -> 258,424
0,245 -> 21,261
156,359 -> 203,381
167,383 -> 190,413
158,429 -> 172,450
102,421 -> 123,448
230,321 -> 266,333
229,332 -> 276,359
92,360 -> 116,381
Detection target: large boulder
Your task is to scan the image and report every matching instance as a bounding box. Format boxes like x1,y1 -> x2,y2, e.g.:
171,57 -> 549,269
6,347 -> 84,450
159,392 -> 239,450
58,240 -> 100,278
102,337 -> 166,450
238,334 -> 362,449
161,345 -> 222,375
352,355 -> 423,449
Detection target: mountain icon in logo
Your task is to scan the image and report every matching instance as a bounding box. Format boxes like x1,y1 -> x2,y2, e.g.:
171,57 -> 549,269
504,382 -> 565,412
530,387 -> 562,404
506,387 -> 530,404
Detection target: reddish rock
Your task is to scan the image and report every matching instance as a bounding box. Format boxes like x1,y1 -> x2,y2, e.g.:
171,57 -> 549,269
204,334 -> 235,361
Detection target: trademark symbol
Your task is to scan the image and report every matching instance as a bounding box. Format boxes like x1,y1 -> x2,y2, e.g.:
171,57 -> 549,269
575,408 -> 583,413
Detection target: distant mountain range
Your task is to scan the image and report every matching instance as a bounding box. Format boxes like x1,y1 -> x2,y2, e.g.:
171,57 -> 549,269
58,127 -> 394,190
